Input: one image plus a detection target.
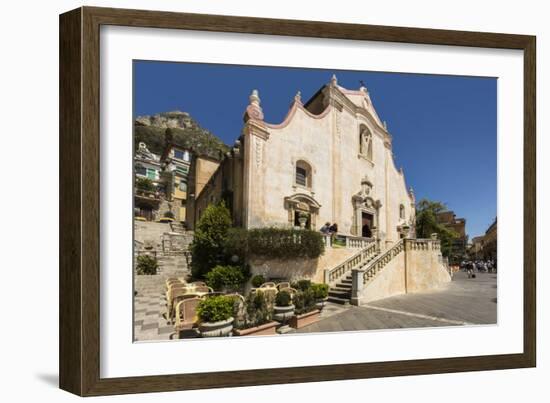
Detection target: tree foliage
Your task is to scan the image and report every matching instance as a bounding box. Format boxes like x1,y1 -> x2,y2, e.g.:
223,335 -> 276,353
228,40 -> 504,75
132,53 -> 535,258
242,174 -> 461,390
415,199 -> 458,257
190,201 -> 233,278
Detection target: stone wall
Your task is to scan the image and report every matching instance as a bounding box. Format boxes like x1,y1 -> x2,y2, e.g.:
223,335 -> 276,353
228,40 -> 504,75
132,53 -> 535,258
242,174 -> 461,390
353,239 -> 451,305
248,247 -> 357,283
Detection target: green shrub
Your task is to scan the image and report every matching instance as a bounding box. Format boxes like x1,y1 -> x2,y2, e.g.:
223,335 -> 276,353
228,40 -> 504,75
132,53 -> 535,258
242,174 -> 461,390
197,295 -> 234,323
136,255 -> 158,275
311,283 -> 329,299
205,265 -> 246,292
163,211 -> 175,219
294,288 -> 316,314
225,227 -> 325,260
294,279 -> 311,291
190,201 -> 232,278
275,290 -> 292,307
235,291 -> 272,329
224,227 -> 249,262
251,274 -> 266,288
135,177 -> 155,193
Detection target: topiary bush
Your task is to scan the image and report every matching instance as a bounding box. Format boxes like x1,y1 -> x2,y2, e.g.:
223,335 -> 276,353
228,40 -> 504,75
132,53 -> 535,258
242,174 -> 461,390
190,201 -> 232,278
197,295 -> 234,323
311,283 -> 329,299
163,211 -> 175,219
293,288 -> 316,315
205,265 -> 247,292
275,290 -> 292,307
293,279 -> 312,291
136,255 -> 158,275
251,274 -> 266,288
235,291 -> 272,329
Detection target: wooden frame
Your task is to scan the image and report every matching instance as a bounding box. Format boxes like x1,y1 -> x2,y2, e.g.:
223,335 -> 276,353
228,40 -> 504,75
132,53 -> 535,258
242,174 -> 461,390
59,6 -> 536,396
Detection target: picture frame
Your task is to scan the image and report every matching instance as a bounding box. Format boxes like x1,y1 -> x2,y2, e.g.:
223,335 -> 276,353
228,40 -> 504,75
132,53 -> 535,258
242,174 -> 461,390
59,6 -> 536,396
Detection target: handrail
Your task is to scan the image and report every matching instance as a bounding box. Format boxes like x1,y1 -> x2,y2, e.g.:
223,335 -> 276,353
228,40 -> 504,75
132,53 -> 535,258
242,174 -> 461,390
325,240 -> 377,283
360,238 -> 440,284
362,239 -> 405,284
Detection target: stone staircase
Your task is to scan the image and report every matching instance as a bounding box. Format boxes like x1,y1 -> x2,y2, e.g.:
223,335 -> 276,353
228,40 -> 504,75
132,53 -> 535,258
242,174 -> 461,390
325,242 -> 379,305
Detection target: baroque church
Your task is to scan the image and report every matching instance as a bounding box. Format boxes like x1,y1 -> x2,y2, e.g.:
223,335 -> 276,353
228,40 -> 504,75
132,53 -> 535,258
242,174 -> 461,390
193,75 -> 416,249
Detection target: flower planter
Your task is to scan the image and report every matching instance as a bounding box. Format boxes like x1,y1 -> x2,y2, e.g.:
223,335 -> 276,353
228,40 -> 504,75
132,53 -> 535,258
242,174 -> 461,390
273,304 -> 295,323
198,317 -> 234,337
232,321 -> 278,336
289,309 -> 320,329
315,297 -> 328,311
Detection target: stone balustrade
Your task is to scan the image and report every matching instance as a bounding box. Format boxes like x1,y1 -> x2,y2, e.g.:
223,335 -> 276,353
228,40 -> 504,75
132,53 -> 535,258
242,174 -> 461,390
324,240 -> 377,283
350,238 -> 447,305
345,235 -> 375,249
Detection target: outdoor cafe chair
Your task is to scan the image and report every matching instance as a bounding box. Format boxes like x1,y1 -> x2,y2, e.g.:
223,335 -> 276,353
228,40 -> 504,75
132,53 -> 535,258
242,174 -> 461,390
277,282 -> 291,290
174,297 -> 201,333
259,282 -> 277,289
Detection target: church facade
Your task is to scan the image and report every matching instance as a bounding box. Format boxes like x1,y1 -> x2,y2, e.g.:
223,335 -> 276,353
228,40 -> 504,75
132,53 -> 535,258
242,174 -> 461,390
193,75 -> 416,247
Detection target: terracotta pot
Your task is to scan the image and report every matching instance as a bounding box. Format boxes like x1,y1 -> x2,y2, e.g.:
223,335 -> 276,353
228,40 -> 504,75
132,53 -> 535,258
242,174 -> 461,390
273,305 -> 295,322
232,321 -> 278,336
198,317 -> 234,337
289,309 -> 320,329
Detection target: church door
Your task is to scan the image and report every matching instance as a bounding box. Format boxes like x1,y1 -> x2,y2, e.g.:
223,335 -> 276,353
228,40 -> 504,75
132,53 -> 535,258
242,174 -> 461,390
362,212 -> 373,237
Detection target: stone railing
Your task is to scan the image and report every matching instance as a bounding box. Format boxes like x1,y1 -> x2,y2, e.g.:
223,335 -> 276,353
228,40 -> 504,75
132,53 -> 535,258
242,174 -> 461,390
362,239 -> 405,285
322,234 -> 333,248
324,240 -> 377,284
345,235 -> 375,249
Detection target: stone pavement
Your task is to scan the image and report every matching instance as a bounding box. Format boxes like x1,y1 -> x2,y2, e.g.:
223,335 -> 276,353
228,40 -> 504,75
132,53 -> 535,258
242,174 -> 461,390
134,270 -> 497,341
134,278 -> 175,341
294,271 -> 497,334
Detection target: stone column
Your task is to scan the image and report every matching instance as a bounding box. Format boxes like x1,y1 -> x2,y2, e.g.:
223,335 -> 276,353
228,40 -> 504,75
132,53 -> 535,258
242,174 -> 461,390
242,90 -> 269,228
350,269 -> 364,306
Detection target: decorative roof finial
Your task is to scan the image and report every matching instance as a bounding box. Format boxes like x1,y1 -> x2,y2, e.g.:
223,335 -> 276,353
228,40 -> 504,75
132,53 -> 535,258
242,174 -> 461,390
244,89 -> 264,123
359,80 -> 367,93
295,90 -> 302,103
330,74 -> 338,87
249,89 -> 261,106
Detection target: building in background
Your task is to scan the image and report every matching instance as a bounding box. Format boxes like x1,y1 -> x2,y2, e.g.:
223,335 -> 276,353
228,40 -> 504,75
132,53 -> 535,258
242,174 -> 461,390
161,144 -> 192,223
436,210 -> 468,261
482,218 -> 497,261
134,142 -> 162,221
470,236 -> 485,259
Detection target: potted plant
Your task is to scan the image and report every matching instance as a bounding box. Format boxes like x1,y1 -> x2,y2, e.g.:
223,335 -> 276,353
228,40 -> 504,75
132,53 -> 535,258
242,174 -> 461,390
289,288 -> 320,329
273,290 -> 294,323
250,274 -> 266,288
197,295 -> 234,337
311,283 -> 329,310
233,292 -> 278,336
135,255 -> 158,275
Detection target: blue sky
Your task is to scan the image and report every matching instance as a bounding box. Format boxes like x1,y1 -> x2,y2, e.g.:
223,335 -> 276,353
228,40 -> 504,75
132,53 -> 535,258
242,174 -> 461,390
134,61 -> 497,238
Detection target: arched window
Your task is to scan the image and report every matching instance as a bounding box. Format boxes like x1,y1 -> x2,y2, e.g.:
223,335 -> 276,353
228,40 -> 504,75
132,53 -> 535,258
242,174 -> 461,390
359,125 -> 373,160
295,160 -> 312,188
399,204 -> 405,220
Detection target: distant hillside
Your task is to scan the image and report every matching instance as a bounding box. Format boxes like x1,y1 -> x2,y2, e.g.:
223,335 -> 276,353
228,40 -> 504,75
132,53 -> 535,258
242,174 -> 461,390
134,111 -> 229,160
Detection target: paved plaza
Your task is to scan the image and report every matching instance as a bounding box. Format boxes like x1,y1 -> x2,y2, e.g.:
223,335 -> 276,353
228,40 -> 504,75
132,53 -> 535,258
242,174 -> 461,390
295,271 -> 497,334
134,271 -> 497,341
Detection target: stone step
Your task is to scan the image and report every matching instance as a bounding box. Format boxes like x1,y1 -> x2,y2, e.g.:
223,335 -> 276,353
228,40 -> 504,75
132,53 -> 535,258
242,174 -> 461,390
327,295 -> 350,305
329,290 -> 351,299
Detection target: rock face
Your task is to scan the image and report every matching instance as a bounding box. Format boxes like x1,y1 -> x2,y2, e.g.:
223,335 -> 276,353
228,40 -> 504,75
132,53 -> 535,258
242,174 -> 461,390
134,110 -> 229,160
135,110 -> 193,129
